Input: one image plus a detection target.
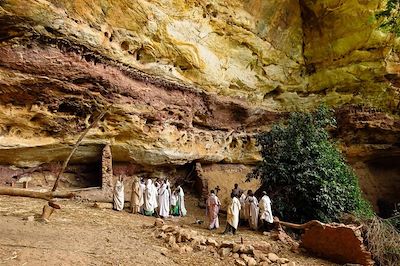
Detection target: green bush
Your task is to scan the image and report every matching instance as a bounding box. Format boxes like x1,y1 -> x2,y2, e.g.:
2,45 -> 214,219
248,106 -> 373,223
376,0 -> 400,36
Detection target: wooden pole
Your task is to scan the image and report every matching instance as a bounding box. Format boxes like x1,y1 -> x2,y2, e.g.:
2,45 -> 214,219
0,187 -> 74,200
51,107 -> 109,192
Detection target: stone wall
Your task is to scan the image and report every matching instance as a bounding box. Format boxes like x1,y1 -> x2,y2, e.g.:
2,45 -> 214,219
196,163 -> 260,210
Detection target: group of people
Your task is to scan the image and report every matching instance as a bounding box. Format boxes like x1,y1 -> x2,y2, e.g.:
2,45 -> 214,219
206,184 -> 273,235
114,176 -> 187,218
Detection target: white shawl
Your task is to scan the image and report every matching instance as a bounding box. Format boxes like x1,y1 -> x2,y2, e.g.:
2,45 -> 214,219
259,195 -> 273,223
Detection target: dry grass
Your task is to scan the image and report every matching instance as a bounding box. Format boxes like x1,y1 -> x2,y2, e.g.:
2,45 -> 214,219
364,216 -> 400,266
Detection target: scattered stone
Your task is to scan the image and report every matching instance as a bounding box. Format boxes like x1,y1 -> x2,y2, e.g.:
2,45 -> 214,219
206,245 -> 216,253
218,247 -> 232,257
206,238 -> 219,247
240,245 -> 254,254
167,235 -> 176,246
25,216 -> 35,222
156,232 -> 166,239
171,243 -> 180,252
160,248 -> 168,256
199,236 -> 207,245
261,257 -> 271,263
220,240 -> 234,248
93,202 -> 113,209
235,259 -> 246,266
196,245 -> 207,251
233,243 -> 244,253
161,225 -> 173,232
290,242 -> 300,253
247,257 -> 257,266
179,245 -> 193,253
267,253 -> 279,262
253,250 -> 266,261
253,241 -> 272,253
240,253 -> 250,262
154,218 -> 165,227
259,262 -> 269,266
278,258 -> 289,264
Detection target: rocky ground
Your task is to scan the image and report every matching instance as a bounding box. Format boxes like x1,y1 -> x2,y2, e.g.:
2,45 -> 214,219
0,194 -> 337,266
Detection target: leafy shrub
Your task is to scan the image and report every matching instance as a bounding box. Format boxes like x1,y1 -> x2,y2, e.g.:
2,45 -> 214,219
376,0 -> 400,36
248,106 -> 373,223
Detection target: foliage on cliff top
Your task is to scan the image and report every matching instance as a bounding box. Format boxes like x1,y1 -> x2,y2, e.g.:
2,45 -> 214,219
376,0 -> 400,36
248,106 -> 373,223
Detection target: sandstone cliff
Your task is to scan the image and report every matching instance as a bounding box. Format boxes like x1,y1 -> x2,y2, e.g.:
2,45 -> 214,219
0,0 -> 399,210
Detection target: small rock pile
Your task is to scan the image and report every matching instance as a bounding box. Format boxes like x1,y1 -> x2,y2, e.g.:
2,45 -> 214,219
153,219 -> 295,266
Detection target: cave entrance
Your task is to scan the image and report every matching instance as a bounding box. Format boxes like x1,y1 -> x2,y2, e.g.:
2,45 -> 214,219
62,163 -> 102,189
356,155 -> 400,218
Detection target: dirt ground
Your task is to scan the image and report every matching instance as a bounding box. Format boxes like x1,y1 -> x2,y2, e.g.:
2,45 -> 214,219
0,194 -> 337,266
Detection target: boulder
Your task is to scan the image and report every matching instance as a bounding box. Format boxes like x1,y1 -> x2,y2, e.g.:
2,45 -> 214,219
301,223 -> 374,265
233,253 -> 240,259
288,262 -> 296,266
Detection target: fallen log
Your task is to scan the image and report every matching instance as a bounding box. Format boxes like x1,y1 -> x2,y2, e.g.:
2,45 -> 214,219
0,187 -> 75,200
276,219 -> 324,230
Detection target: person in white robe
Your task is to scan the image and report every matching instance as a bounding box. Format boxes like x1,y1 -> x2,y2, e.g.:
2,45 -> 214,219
158,180 -> 170,218
206,190 -> 221,230
176,186 -> 187,216
247,191 -> 259,230
170,190 -> 179,216
113,176 -> 124,211
144,179 -> 158,216
165,178 -> 172,201
259,191 -> 274,231
131,177 -> 141,214
139,178 -> 146,214
223,192 -> 241,235
239,192 -> 247,224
